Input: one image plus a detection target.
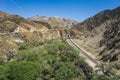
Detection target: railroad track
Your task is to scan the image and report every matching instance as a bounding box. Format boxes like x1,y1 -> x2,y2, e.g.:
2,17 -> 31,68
67,38 -> 98,66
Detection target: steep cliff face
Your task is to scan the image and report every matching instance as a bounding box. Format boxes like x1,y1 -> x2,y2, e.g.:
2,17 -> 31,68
72,7 -> 120,63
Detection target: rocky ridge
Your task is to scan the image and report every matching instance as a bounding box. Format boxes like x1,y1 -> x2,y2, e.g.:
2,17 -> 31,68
72,7 -> 120,67
28,15 -> 78,29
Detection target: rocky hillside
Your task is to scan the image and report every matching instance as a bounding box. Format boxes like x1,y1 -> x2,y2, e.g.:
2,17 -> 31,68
72,7 -> 120,67
0,11 -> 81,60
0,11 -> 64,43
28,16 -> 81,38
0,11 -> 59,60
28,16 -> 78,29
73,6 -> 120,32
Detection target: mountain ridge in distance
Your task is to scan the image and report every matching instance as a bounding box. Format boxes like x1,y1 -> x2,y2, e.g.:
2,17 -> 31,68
28,15 -> 78,29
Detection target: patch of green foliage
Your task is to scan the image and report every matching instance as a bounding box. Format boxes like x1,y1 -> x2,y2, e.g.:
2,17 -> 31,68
0,39 -> 119,80
8,61 -> 41,80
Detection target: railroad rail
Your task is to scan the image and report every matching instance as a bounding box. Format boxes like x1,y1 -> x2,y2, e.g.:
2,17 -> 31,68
67,37 -> 98,65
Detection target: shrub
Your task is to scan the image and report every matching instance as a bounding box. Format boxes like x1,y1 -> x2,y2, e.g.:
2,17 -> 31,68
7,52 -> 16,61
54,62 -> 75,80
0,65 -> 9,80
45,44 -> 59,54
16,53 -> 27,61
8,61 -> 40,80
32,40 -> 40,47
26,54 -> 39,62
0,57 -> 4,65
19,43 -> 29,50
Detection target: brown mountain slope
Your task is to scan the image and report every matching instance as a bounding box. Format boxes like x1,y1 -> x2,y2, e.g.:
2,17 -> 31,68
0,11 -> 81,60
0,11 -> 60,60
72,7 -> 120,67
29,16 -> 82,38
73,6 -> 120,32
28,16 -> 78,29
0,11 -> 48,33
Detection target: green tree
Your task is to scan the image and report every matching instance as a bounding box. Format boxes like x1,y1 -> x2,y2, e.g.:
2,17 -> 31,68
8,61 -> 40,80
0,65 -> 9,80
0,57 -> 4,65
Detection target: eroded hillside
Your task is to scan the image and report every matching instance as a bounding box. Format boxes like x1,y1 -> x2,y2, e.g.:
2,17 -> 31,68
0,11 -> 57,60
72,7 -> 120,70
0,11 -> 82,60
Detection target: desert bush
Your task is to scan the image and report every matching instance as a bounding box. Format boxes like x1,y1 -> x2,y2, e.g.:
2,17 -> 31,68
0,65 -> 9,80
8,61 -> 41,80
26,54 -> 39,62
0,57 -> 4,65
45,43 -> 59,54
32,40 -> 40,47
19,43 -> 30,50
54,63 -> 75,80
16,53 -> 27,61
